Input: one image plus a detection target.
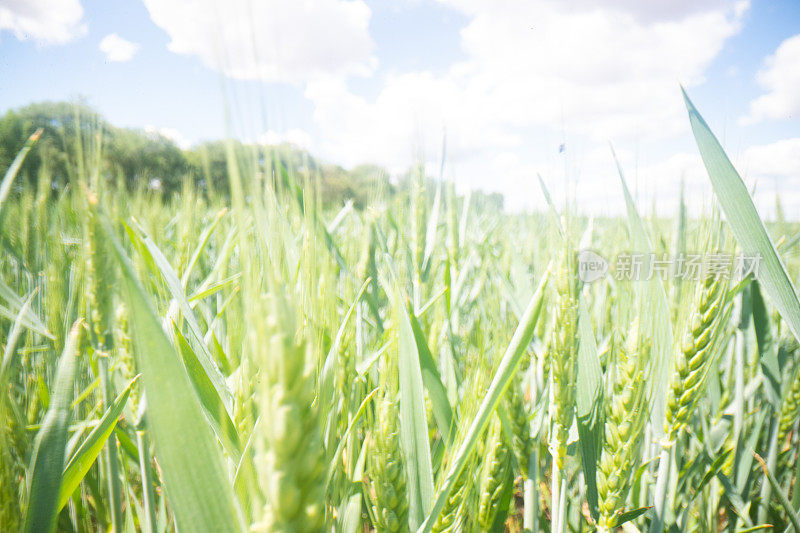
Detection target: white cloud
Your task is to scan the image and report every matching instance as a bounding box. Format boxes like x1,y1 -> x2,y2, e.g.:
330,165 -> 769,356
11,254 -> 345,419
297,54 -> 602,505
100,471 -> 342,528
142,0 -> 375,82
304,0 -> 748,206
743,34 -> 800,123
145,126 -> 192,150
0,0 -> 85,44
99,33 -> 139,62
742,137 -> 800,182
737,138 -> 800,217
305,73 -> 520,169
615,138 -> 800,219
556,0 -> 740,23
259,128 -> 312,149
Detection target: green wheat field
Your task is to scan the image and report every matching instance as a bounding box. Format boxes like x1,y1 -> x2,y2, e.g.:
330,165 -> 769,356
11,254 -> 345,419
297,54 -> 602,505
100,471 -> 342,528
1,90 -> 799,533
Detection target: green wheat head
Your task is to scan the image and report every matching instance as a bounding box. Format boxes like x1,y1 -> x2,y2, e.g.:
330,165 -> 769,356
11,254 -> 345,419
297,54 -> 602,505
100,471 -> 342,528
597,320 -> 649,528
476,415 -> 513,530
369,395 -> 410,533
551,253 -> 579,470
664,273 -> 730,444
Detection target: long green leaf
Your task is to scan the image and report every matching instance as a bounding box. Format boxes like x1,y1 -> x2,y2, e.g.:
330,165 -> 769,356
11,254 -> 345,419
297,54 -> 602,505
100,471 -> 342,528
683,88 -> 800,345
613,146 -> 673,436
95,202 -> 242,533
58,376 -> 138,511
181,207 -> 228,287
172,323 -> 242,459
576,298 -> 603,521
690,449 -> 732,503
407,302 -> 454,444
419,264 -> 550,533
396,285 -> 435,529
320,278 -> 370,409
611,506 -> 653,528
537,173 -> 565,239
422,180 -> 442,274
325,387 -> 379,487
132,223 -> 233,413
0,279 -> 52,338
0,290 -> 38,393
754,453 -> 800,532
751,279 -> 780,408
23,321 -> 81,533
0,128 -> 42,221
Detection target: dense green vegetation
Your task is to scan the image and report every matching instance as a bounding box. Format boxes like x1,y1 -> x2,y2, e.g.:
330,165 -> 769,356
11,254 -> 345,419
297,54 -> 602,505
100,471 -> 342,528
0,101 -> 506,211
0,94 -> 799,533
0,101 -> 405,206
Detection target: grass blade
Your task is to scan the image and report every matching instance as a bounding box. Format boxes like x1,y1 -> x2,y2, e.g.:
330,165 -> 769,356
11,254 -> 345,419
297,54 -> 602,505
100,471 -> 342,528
23,320 -> 82,533
407,302 -> 454,444
181,207 -> 228,287
613,146 -> 673,437
419,264 -> 550,533
58,376 -> 138,511
422,180 -> 442,274
320,279 -> 370,410
683,88 -> 800,345
396,284 -> 435,529
0,128 -> 42,221
576,298 -> 603,521
537,173 -> 565,238
754,453 -> 800,532
0,289 -> 38,392
610,506 -> 653,528
132,222 -> 233,412
751,279 -> 780,407
171,323 -> 242,459
325,387 -> 379,487
94,199 -> 242,533
0,279 -> 52,338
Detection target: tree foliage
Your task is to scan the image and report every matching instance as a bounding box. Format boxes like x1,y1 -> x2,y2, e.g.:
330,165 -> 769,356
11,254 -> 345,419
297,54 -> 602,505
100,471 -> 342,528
0,100 -> 503,211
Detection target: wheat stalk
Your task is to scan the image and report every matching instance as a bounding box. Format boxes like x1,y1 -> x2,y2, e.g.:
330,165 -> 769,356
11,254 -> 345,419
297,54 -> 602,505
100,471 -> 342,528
551,256 -> 579,470
260,300 -> 326,532
597,320 -> 648,529
369,396 -> 410,533
503,374 -> 533,478
779,367 -> 800,446
664,273 -> 730,444
476,415 -> 512,530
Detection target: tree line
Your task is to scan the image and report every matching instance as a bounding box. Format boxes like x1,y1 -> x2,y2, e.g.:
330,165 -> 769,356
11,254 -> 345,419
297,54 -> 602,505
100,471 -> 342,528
0,100 -> 504,211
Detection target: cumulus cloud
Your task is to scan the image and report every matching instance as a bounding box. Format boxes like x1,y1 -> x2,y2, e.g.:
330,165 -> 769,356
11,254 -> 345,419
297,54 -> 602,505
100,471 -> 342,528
622,138 -> 800,219
99,33 -> 139,62
145,126 -> 192,150
304,0 -> 748,195
136,0 -> 754,216
743,34 -> 800,123
737,138 -> 800,217
142,0 -> 375,82
0,0 -> 85,44
259,128 -> 312,149
558,0 -> 738,23
742,137 -> 800,182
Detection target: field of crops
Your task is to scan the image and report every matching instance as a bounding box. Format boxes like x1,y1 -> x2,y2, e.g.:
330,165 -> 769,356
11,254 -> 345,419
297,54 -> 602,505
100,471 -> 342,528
1,91 -> 799,533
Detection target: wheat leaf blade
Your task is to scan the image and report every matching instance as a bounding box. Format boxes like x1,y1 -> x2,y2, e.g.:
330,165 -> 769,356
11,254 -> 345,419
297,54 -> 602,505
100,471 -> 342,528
418,264 -> 550,533
683,88 -> 800,346
58,376 -> 138,511
95,204 -> 242,533
23,321 -> 82,533
396,285 -> 435,529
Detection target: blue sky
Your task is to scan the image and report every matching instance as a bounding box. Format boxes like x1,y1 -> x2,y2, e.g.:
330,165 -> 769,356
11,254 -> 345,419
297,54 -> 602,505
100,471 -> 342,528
1,0 -> 799,215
